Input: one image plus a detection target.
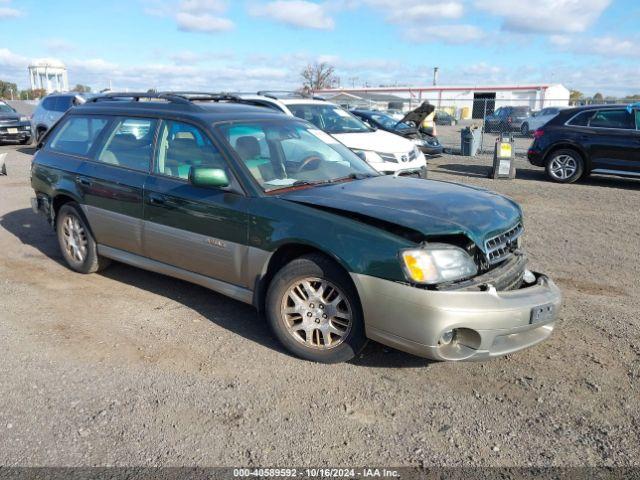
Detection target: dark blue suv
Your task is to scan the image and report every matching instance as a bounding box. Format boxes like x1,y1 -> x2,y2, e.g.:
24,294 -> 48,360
527,104 -> 640,183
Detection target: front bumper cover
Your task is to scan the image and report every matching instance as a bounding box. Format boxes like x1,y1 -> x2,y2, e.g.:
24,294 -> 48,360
351,270 -> 561,361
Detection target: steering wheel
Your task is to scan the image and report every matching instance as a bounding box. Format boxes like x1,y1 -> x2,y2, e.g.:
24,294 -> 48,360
293,154 -> 322,173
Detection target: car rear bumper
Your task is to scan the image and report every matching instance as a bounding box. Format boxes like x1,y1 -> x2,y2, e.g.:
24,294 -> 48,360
527,148 -> 544,166
351,271 -> 561,361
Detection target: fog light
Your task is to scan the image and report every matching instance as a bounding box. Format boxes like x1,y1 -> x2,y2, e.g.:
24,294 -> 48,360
523,270 -> 536,284
439,329 -> 456,345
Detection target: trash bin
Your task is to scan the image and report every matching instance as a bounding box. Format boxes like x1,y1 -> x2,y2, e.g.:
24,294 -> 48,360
460,126 -> 481,156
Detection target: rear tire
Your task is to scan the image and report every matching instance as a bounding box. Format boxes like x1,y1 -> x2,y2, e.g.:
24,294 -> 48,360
265,254 -> 367,363
56,203 -> 111,274
545,149 -> 584,183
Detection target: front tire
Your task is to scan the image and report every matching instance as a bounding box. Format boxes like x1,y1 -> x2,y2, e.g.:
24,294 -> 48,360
56,203 -> 110,274
545,149 -> 584,183
265,254 -> 367,363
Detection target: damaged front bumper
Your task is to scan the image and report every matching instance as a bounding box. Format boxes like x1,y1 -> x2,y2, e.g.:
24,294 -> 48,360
351,260 -> 562,361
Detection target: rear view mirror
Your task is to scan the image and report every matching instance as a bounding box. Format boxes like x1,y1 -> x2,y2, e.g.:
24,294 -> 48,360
189,167 -> 229,188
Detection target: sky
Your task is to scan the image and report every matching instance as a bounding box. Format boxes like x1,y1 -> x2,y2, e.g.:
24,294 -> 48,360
0,0 -> 639,96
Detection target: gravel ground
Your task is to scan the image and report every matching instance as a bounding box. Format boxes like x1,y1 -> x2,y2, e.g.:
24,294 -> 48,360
0,144 -> 639,468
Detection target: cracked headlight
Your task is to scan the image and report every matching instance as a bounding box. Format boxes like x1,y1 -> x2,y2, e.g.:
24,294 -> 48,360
401,244 -> 478,285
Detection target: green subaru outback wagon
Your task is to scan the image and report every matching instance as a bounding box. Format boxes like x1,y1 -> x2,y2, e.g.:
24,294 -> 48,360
30,92 -> 561,363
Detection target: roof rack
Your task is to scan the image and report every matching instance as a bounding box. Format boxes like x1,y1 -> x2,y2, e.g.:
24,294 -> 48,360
256,90 -> 325,101
86,92 -> 193,105
86,91 -> 249,109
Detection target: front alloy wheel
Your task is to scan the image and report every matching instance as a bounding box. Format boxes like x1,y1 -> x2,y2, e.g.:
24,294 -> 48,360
281,277 -> 352,349
266,254 -> 366,363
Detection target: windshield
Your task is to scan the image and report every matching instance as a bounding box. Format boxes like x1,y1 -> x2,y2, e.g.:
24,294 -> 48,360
0,103 -> 15,113
287,103 -> 371,134
217,120 -> 378,192
369,112 -> 413,130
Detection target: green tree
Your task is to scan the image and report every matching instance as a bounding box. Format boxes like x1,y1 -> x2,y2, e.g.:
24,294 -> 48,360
592,92 -> 604,103
0,80 -> 18,99
569,90 -> 583,105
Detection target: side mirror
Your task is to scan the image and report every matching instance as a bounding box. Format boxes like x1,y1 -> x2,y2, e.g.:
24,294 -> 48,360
189,167 -> 229,188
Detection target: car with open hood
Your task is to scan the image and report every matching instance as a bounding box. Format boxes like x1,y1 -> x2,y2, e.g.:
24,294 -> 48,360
0,100 -> 32,145
30,92 -> 561,364
350,108 -> 444,156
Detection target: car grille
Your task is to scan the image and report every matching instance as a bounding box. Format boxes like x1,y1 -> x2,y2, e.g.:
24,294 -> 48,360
484,222 -> 524,265
379,152 -> 398,163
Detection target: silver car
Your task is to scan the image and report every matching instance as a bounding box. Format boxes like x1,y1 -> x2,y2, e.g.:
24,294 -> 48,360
31,93 -> 96,141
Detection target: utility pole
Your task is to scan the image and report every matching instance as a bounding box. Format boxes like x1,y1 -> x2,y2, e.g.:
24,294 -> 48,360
433,67 -> 439,86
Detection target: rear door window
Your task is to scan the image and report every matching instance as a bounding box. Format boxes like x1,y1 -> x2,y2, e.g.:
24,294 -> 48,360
48,116 -> 110,156
589,109 -> 635,129
96,117 -> 157,172
566,110 -> 596,127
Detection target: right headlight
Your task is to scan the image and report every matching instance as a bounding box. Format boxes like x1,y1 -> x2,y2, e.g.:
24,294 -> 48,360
400,244 -> 478,285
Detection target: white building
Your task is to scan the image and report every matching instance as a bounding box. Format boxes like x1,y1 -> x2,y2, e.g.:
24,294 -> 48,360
28,59 -> 69,94
319,84 -> 570,119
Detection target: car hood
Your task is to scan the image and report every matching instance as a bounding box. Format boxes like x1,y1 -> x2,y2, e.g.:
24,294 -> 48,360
0,112 -> 21,122
279,176 -> 522,250
332,130 -> 414,154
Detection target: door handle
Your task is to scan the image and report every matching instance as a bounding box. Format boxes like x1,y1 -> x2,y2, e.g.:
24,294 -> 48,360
75,176 -> 92,186
148,193 -> 167,205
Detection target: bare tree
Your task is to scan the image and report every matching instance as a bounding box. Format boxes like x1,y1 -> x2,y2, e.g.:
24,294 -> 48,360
300,62 -> 335,93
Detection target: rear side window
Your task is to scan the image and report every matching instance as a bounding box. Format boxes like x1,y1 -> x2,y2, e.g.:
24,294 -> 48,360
41,97 -> 55,111
49,116 -> 110,156
566,110 -> 596,126
53,96 -> 73,112
96,117 -> 157,172
589,109 -> 635,129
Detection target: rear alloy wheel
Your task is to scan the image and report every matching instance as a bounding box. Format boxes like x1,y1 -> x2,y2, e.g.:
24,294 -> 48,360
56,203 -> 110,274
545,149 -> 584,183
266,254 -> 366,363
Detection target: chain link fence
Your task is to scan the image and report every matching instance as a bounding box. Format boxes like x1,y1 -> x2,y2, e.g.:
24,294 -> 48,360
426,97 -> 632,155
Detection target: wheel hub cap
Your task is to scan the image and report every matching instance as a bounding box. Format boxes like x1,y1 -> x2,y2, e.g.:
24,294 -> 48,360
62,214 -> 88,263
281,278 -> 352,350
549,154 -> 577,180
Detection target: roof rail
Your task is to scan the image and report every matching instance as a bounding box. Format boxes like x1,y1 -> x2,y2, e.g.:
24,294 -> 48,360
86,92 -> 193,105
86,91 -> 250,109
163,91 -> 245,103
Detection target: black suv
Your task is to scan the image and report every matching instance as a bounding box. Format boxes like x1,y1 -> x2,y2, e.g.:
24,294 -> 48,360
527,104 -> 640,183
484,106 -> 532,135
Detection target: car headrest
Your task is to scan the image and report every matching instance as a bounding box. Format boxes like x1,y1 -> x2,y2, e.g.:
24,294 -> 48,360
235,136 -> 261,160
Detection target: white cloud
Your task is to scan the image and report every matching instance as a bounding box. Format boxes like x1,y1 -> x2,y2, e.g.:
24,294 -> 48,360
249,1 -> 335,29
406,24 -> 485,44
363,0 -> 464,22
144,0 -> 234,33
0,0 -> 22,19
478,0 -> 611,33
176,12 -> 234,32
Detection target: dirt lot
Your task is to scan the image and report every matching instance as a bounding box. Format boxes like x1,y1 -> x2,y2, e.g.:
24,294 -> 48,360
0,144 -> 639,467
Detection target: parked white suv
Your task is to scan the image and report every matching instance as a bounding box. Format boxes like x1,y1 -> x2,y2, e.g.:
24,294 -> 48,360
239,92 -> 426,175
